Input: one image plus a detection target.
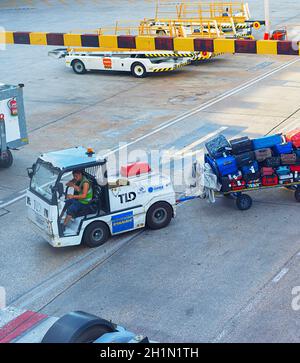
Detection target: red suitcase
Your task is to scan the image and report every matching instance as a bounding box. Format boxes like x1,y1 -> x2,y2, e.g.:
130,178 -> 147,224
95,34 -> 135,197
262,175 -> 279,186
121,162 -> 151,177
231,179 -> 246,191
285,129 -> 300,148
261,167 -> 274,176
290,165 -> 300,172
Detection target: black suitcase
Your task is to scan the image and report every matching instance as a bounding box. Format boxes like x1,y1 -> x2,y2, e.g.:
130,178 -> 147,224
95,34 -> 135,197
243,171 -> 261,182
230,137 -> 253,155
205,134 -> 231,159
221,176 -> 231,193
264,156 -> 281,168
235,151 -> 256,168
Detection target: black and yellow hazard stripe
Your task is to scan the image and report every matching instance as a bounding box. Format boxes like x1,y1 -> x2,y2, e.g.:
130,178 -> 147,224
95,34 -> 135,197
1,31 -> 299,56
153,62 -> 188,72
145,52 -> 194,57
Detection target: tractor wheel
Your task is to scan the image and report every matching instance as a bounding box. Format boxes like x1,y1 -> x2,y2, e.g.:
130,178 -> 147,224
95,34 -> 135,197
82,221 -> 110,248
146,201 -> 173,230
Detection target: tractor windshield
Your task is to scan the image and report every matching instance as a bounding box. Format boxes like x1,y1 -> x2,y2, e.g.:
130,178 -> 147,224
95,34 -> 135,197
31,161 -> 60,203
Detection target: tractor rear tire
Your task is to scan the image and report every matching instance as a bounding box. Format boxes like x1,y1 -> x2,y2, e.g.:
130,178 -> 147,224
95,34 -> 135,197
146,201 -> 173,230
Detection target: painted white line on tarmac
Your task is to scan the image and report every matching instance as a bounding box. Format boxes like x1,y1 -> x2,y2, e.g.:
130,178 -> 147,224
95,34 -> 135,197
272,268 -> 289,283
1,58 -> 299,211
0,194 -> 26,210
173,126 -> 228,156
108,58 -> 300,156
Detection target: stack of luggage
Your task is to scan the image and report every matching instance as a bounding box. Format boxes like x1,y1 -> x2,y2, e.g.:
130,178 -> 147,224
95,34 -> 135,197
204,129 -> 300,193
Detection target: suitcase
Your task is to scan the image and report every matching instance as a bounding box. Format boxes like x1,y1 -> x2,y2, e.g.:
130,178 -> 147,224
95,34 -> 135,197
215,156 -> 238,176
279,179 -> 294,185
228,171 -> 243,181
252,134 -> 283,150
281,153 -> 297,165
247,179 -> 261,188
231,179 -> 246,191
121,162 -> 151,177
278,173 -> 293,180
261,167 -> 274,176
261,175 -> 279,186
244,171 -> 261,182
273,142 -> 293,155
276,166 -> 291,176
254,148 -> 272,162
285,129 -> 300,148
290,165 -> 300,172
294,171 -> 300,182
264,157 -> 281,168
230,136 -> 253,155
221,176 -> 231,192
205,134 -> 231,159
241,161 -> 259,175
294,149 -> 300,158
235,151 -> 255,168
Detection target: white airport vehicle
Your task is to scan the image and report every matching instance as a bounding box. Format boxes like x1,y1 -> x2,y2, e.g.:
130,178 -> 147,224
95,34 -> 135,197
26,147 -> 176,248
0,84 -> 28,168
49,49 -> 191,77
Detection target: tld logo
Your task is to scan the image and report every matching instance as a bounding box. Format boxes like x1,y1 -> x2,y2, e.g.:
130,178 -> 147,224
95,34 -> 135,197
118,192 -> 136,204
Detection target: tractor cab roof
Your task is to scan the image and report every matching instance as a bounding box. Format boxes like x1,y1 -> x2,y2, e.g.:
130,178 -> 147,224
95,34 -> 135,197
39,147 -> 106,171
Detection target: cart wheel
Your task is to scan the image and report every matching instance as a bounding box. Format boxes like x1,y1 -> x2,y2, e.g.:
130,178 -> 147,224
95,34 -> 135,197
236,194 -> 252,211
131,62 -> 147,78
72,60 -> 87,74
295,189 -> 300,202
0,149 -> 13,168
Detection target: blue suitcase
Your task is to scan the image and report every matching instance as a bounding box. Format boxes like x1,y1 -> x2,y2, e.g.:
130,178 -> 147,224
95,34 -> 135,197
242,161 -> 259,175
273,142 -> 293,155
276,166 -> 290,176
252,134 -> 283,150
204,154 -> 219,177
215,156 -> 238,177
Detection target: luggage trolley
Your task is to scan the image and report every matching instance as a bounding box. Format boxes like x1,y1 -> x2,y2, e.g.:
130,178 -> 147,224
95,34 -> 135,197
201,131 -> 300,211
220,181 -> 300,211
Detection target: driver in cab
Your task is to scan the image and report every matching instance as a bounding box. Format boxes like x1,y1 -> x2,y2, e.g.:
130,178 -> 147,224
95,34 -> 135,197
62,169 -> 93,227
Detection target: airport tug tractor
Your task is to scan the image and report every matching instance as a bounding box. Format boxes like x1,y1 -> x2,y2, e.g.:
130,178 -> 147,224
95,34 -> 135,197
26,147 -> 176,248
